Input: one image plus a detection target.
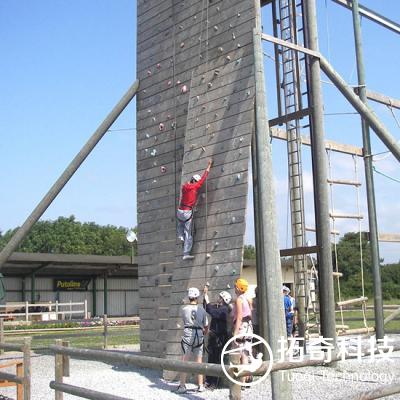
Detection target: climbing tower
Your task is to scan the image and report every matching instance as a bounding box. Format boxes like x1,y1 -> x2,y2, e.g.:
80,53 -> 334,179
136,0 -> 257,359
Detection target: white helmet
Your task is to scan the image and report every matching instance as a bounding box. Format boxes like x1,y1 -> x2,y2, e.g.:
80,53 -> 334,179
188,287 -> 200,299
192,174 -> 201,182
219,291 -> 232,304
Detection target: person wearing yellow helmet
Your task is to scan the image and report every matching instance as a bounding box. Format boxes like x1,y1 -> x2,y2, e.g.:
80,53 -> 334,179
232,278 -> 253,387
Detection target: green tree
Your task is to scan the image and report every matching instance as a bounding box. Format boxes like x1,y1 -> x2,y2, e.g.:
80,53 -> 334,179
0,216 -> 136,256
244,244 -> 256,260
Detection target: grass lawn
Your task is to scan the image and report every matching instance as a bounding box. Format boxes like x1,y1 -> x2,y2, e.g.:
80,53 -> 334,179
4,326 -> 140,350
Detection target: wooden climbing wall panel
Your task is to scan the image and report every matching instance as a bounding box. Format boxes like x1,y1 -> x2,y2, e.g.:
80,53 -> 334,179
136,0 -> 256,359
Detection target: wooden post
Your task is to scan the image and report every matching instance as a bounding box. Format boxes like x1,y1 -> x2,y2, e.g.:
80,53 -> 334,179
103,315 -> 108,349
55,339 -> 64,400
62,340 -> 70,377
228,353 -> 241,400
384,306 -> 400,325
25,301 -> 29,322
84,300 -> 88,319
16,361 -> 23,400
22,337 -> 31,400
0,318 -> 4,355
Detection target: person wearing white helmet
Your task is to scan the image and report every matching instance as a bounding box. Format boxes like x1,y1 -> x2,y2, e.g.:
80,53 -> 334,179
177,159 -> 212,260
283,285 -> 294,339
176,287 -> 209,394
203,285 -> 232,389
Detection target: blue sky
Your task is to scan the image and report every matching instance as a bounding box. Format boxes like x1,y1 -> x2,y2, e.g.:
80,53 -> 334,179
0,1 -> 398,262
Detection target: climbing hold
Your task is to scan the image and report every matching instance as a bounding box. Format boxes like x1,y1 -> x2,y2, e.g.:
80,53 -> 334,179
147,109 -> 151,114
171,121 -> 176,129
237,12 -> 241,17
145,148 -> 149,152
223,97 -> 227,102
159,123 -> 165,131
196,95 -> 200,101
214,69 -> 220,76
181,84 -> 188,94
201,193 -> 206,199
226,55 -> 231,61
221,166 -> 224,172
206,124 -> 210,130
232,33 -> 236,40
153,179 -> 157,183
202,105 -> 206,111
201,146 -> 206,152
231,216 -> 236,223
195,118 -> 199,123
176,80 -> 181,85
246,90 -> 251,96
206,253 -> 211,259
239,137 -> 244,142
213,230 -> 218,236
236,173 -> 241,180
167,80 -> 172,86
214,113 -> 218,118
218,47 -> 223,53
160,166 -> 167,173
208,82 -> 212,89
227,284 -> 231,289
214,242 -> 219,247
180,42 -> 185,48
145,133 -> 150,138
237,43 -> 241,48
147,70 -> 152,76
156,63 -> 161,69
167,114 -> 171,119
229,23 -> 233,29
143,89 -> 146,93
152,117 -> 156,122
216,6 -> 220,11
154,136 -> 158,141
179,25 -> 183,29
194,15 -> 197,20
150,149 -> 157,156
214,25 -> 218,31
236,58 -> 242,65
232,269 -> 236,275
214,265 -> 219,272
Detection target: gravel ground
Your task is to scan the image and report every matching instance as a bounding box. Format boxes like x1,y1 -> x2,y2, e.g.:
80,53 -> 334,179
1,338 -> 400,400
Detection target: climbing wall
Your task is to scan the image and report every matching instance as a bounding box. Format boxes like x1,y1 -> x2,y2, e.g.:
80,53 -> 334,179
136,0 -> 256,359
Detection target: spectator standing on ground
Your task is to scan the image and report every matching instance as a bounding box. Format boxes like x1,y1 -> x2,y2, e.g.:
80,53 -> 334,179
176,287 -> 209,394
177,159 -> 212,260
203,285 -> 232,389
283,286 -> 294,339
232,278 -> 253,387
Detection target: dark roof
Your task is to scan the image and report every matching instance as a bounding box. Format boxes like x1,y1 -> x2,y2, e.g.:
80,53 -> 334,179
3,252 -> 137,278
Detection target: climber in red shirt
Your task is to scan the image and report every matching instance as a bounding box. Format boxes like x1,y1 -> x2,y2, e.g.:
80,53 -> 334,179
177,159 -> 212,260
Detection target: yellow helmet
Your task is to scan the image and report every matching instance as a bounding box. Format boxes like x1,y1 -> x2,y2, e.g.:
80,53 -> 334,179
235,278 -> 249,292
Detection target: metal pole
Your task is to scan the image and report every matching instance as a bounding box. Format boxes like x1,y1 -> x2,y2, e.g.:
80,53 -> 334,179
318,57 -> 400,162
0,318 -> 4,355
253,3 -> 292,396
103,274 -> 108,316
92,277 -> 97,317
103,314 -> 108,350
0,80 -> 140,271
303,0 -> 337,345
31,273 -> 35,304
351,0 -> 384,340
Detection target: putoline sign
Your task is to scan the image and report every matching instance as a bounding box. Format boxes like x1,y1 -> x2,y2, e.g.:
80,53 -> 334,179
54,279 -> 90,291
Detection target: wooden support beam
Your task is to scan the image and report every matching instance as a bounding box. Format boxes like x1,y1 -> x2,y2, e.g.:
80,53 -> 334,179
330,213 -> 363,220
337,296 -> 368,307
384,306 -> 400,325
270,127 -> 364,156
327,178 -> 361,186
261,33 -> 320,58
354,88 -> 400,110
279,245 -> 318,257
378,233 -> 400,242
269,108 -> 311,127
306,226 -> 340,235
332,272 -> 343,278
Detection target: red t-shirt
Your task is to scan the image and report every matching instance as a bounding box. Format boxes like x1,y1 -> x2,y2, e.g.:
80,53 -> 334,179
179,170 -> 209,210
